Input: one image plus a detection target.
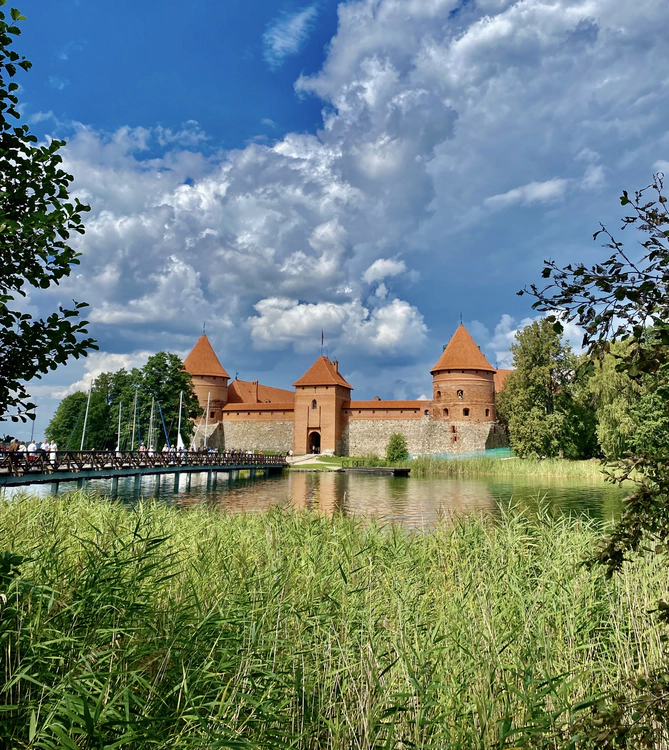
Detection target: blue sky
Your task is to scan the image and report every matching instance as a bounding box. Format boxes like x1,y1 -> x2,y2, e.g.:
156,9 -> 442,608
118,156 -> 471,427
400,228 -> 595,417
9,0 -> 669,440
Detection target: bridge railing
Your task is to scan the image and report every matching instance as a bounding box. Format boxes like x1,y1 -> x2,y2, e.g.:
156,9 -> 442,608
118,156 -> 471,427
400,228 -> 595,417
0,450 -> 288,477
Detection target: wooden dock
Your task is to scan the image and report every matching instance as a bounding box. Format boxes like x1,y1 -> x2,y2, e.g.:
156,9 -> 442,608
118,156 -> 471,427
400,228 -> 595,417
339,466 -> 410,477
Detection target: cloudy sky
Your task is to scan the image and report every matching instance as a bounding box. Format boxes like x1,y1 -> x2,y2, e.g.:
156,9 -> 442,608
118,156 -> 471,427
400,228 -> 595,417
9,0 -> 669,439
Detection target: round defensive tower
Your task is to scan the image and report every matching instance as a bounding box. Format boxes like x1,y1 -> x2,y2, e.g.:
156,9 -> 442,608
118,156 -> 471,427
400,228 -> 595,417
431,325 -> 496,422
183,334 -> 229,422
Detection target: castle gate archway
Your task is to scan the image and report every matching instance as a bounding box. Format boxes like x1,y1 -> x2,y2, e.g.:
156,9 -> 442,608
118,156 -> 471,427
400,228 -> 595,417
308,431 -> 321,454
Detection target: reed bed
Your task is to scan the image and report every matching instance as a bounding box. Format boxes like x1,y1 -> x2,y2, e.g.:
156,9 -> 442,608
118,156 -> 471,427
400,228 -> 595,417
403,456 -> 610,480
0,491 -> 664,749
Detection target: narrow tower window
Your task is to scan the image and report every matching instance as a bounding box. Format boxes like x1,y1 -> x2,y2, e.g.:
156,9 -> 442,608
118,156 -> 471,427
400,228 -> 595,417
485,409 -> 490,417
312,399 -> 317,409
463,408 -> 470,417
457,390 -> 464,399
443,408 -> 449,416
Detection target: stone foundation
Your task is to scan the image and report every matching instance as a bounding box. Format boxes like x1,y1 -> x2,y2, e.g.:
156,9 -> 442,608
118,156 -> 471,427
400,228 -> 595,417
222,420 -> 294,453
341,417 -> 508,457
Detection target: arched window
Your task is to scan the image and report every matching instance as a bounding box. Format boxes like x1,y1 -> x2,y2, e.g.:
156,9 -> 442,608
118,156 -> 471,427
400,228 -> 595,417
312,399 -> 317,410
457,389 -> 464,399
424,409 -> 429,416
485,408 -> 490,417
437,390 -> 441,397
443,408 -> 449,416
463,408 -> 470,417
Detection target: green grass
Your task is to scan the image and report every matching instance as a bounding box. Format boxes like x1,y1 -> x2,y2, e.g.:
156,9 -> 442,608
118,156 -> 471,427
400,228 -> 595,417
0,492 -> 664,748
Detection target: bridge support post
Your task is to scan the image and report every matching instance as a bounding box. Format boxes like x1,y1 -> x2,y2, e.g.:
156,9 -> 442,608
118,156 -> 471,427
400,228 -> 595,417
50,482 -> 59,495
228,470 -> 234,485
133,474 -> 141,496
77,478 -> 85,489
173,473 -> 179,492
250,468 -> 256,480
206,469 -> 212,490
186,473 -> 191,491
212,471 -> 217,489
154,475 -> 161,496
111,477 -> 119,496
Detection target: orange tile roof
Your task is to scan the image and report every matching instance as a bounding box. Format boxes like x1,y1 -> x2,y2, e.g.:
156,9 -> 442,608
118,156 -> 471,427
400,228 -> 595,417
293,356 -> 353,389
431,325 -> 495,374
343,400 -> 428,409
227,379 -> 294,404
183,335 -> 230,378
223,402 -> 294,412
494,369 -> 514,392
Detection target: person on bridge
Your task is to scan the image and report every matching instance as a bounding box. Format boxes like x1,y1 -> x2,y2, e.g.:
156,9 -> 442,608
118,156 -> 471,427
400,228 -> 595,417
49,441 -> 58,464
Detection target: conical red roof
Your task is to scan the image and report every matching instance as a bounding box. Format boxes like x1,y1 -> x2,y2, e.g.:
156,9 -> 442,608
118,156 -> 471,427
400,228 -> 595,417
183,335 -> 230,378
293,356 -> 353,389
431,325 -> 495,373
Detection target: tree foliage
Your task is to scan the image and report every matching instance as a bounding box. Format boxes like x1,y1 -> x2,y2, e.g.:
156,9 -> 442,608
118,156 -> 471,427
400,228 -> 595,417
523,174 -> 669,743
45,353 -> 201,450
0,1 -> 96,422
496,319 -> 597,458
386,433 -> 409,463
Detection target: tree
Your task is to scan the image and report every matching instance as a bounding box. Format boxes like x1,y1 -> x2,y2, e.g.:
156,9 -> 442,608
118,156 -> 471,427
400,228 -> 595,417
0,1 -> 96,423
495,319 -> 596,458
46,353 -> 202,451
386,433 -> 409,463
523,174 -> 669,744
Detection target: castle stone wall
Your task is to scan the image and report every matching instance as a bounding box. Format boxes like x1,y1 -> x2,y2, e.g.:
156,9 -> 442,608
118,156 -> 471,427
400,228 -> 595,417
341,417 -> 507,457
222,420 -> 294,453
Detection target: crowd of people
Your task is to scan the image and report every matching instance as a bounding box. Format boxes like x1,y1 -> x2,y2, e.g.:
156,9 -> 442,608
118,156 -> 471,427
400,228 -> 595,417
3,438 -> 58,462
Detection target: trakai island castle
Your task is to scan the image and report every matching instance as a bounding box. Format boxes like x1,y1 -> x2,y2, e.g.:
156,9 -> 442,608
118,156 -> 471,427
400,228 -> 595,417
183,325 -> 512,456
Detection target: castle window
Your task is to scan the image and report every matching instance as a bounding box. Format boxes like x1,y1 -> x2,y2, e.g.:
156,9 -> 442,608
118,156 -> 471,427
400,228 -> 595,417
312,399 -> 317,409
210,412 -> 215,418
485,409 -> 490,417
452,435 -> 457,443
437,390 -> 441,397
463,408 -> 470,417
451,425 -> 456,433
444,408 -> 449,416
457,390 -> 464,399
424,409 -> 429,416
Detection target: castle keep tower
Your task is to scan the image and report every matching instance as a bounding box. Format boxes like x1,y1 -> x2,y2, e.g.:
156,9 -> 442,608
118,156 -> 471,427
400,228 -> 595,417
183,334 -> 230,422
431,325 -> 496,423
293,356 -> 353,454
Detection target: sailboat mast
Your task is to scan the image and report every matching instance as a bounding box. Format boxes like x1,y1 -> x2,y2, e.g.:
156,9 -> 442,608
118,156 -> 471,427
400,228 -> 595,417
80,386 -> 92,451
204,392 -> 211,449
177,390 -> 183,449
149,398 -> 155,449
131,390 -> 138,451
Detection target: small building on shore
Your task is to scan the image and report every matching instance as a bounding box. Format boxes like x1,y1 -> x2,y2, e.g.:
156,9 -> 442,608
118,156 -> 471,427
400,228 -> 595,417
184,325 -> 511,456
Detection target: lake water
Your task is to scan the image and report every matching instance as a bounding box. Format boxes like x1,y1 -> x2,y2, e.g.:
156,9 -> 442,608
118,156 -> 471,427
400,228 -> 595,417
10,469 -> 629,528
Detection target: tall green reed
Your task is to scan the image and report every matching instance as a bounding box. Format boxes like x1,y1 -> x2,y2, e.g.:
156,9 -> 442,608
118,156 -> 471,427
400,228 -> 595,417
0,492 -> 664,748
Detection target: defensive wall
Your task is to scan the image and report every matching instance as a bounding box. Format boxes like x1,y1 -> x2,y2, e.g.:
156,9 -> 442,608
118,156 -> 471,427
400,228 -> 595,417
184,327 -> 512,456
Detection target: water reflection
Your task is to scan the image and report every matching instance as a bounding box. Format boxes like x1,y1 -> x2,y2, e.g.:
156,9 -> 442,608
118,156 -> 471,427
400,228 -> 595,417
4,469 -> 628,528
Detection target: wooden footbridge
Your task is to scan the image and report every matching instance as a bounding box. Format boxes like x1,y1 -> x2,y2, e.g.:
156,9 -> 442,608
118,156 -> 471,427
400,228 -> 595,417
0,450 -> 288,494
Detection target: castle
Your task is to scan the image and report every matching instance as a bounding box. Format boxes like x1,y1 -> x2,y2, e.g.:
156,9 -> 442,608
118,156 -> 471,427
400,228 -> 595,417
183,325 -> 512,456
